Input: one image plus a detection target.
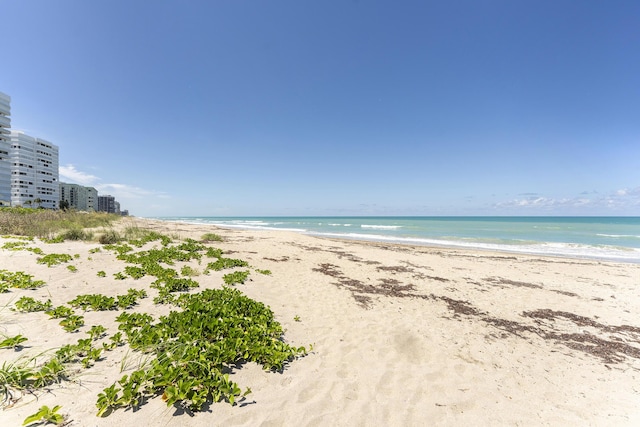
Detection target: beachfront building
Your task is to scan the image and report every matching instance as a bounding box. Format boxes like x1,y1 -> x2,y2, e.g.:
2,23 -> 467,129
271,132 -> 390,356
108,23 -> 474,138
59,182 -> 98,211
97,194 -> 117,214
0,92 -> 11,206
9,131 -> 59,209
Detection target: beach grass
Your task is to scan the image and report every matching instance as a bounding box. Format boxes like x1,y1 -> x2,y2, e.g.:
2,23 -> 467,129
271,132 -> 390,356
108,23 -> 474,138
0,208 -> 120,239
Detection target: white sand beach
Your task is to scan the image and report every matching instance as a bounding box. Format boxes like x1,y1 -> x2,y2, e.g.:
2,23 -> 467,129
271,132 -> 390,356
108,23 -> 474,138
1,217 -> 640,426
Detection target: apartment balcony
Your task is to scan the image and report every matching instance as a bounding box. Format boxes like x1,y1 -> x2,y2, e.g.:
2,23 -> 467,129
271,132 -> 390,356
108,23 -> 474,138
0,115 -> 9,128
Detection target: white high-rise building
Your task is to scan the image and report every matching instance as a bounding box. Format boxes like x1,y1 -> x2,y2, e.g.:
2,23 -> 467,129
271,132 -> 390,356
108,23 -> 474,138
60,182 -> 98,211
0,92 -> 11,205
9,131 -> 59,209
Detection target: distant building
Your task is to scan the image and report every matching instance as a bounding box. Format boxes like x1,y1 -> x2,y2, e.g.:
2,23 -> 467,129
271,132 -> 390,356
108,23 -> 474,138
0,92 -> 11,205
9,130 -> 59,209
97,195 -> 116,213
59,182 -> 98,211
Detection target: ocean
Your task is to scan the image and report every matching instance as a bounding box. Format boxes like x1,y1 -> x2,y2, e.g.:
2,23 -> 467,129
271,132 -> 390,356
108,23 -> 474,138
157,216 -> 640,263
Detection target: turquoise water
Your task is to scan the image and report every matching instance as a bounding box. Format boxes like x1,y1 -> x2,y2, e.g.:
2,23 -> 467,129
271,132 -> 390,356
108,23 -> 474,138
157,216 -> 640,263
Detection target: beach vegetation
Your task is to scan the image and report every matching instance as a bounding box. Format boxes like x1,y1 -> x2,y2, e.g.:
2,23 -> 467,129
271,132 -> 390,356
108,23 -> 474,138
3,244 -> 44,255
123,227 -> 172,246
97,287 -> 307,416
45,306 -> 74,319
1,235 -> 34,241
36,253 -> 73,267
223,270 -> 251,285
0,208 -> 119,238
1,241 -> 27,250
255,269 -> 272,275
1,355 -> 67,406
99,230 -> 122,244
108,332 -> 125,349
69,294 -> 117,311
200,232 -> 223,242
1,220 -> 307,419
66,265 -> 78,273
0,270 -> 46,290
88,325 -> 107,341
117,289 -> 147,309
60,227 -> 92,241
124,266 -> 146,279
114,245 -> 201,265
55,337 -> 98,365
205,257 -> 249,272
42,235 -> 65,243
59,315 -> 85,333
123,230 -> 172,248
82,347 -> 103,368
22,405 -> 65,426
151,276 -> 199,293
13,297 -> 53,313
1,241 -> 44,256
68,289 -> 147,312
0,335 -> 28,350
205,247 -> 223,258
180,265 -> 199,277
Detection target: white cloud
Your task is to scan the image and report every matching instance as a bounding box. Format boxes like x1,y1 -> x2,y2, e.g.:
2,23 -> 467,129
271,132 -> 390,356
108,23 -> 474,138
506,196 -> 574,209
59,164 -> 100,186
615,187 -> 640,197
494,186 -> 640,214
95,183 -> 168,200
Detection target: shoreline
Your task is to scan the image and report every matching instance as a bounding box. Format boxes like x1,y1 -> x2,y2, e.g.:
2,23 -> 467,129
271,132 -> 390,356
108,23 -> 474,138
157,217 -> 640,264
2,217 -> 640,426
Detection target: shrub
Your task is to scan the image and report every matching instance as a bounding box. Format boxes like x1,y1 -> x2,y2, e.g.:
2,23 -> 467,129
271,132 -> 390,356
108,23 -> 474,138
201,232 -> 223,242
61,228 -> 92,241
99,230 -> 121,245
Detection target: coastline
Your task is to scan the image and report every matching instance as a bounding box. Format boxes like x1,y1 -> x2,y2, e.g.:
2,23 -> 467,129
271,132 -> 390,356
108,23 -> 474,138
2,217 -> 640,426
158,216 -> 640,264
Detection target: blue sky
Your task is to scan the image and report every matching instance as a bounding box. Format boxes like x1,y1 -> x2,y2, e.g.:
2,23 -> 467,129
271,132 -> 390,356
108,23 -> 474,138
2,0 -> 639,216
